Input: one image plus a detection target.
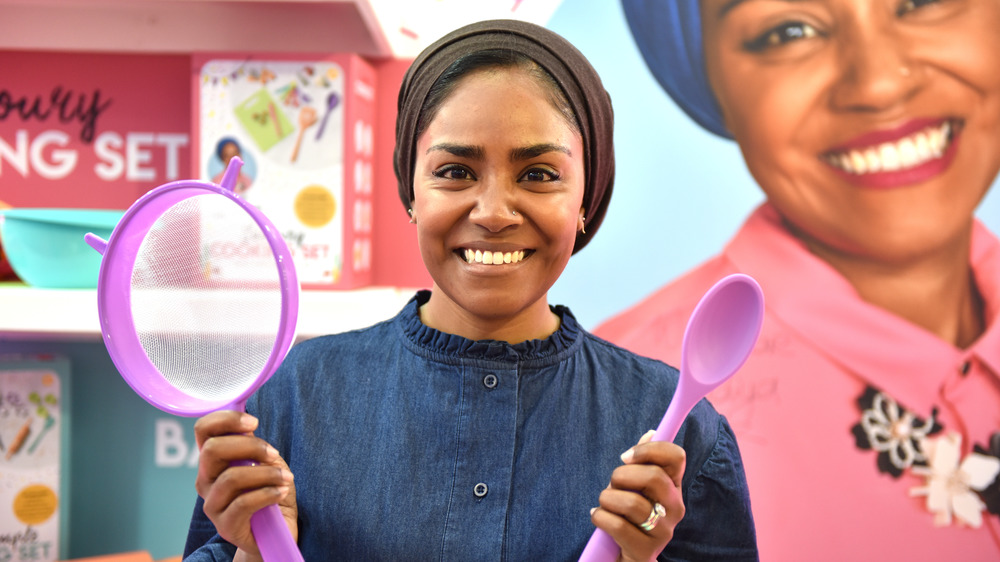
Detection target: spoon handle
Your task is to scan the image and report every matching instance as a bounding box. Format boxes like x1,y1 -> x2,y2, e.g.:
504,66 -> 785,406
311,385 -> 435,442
578,391 -> 693,562
316,110 -> 332,140
652,385 -> 694,443
578,529 -> 620,562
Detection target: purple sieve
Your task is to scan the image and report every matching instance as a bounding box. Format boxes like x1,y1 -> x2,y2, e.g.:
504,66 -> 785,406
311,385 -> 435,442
85,157 -> 303,561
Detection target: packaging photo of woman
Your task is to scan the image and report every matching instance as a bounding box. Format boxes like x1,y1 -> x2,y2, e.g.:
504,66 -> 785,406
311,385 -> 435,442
594,0 -> 1000,559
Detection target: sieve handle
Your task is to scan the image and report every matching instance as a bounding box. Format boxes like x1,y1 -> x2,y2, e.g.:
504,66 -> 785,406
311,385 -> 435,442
84,233 -> 108,255
252,503 -> 304,562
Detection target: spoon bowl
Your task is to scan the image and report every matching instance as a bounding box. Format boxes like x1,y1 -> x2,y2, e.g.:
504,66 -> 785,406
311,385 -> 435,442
579,273 -> 764,561
656,273 -> 764,441
683,275 -> 764,382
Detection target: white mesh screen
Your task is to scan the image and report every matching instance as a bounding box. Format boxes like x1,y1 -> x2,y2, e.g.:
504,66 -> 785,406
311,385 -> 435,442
131,194 -> 283,401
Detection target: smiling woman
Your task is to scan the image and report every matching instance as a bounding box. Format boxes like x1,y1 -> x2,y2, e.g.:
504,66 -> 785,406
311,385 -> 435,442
409,64 -> 586,343
181,18 -> 757,561
597,0 -> 1000,559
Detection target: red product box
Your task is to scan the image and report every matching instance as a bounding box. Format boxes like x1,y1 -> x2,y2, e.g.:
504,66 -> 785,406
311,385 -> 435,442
0,51 -> 192,211
193,54 -> 376,289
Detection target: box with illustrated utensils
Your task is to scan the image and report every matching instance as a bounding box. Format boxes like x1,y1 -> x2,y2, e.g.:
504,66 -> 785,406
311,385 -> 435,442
193,54 -> 377,289
0,354 -> 70,562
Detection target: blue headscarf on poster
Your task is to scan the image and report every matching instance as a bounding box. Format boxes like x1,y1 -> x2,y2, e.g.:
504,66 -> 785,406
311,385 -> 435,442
620,0 -> 734,139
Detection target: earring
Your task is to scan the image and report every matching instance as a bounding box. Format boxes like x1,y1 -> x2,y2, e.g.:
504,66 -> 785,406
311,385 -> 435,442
581,216 -> 586,235
407,208 -> 415,224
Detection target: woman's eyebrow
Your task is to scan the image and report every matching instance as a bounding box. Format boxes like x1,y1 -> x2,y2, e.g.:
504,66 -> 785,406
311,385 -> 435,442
426,143 -> 485,159
425,142 -> 570,161
510,143 -> 571,161
716,0 -> 804,19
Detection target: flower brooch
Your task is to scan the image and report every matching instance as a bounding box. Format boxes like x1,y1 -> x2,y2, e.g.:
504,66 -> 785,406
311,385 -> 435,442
852,386 -> 1000,528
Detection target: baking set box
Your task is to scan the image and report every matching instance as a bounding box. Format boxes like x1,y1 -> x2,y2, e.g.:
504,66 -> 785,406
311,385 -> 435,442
0,355 -> 70,562
193,54 -> 377,289
2,49 -> 427,291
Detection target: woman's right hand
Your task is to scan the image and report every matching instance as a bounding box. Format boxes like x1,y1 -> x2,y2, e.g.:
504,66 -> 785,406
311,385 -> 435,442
194,410 -> 297,560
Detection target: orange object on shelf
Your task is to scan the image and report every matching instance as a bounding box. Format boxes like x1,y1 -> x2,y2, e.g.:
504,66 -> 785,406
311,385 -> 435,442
0,199 -> 17,281
60,552 -> 154,562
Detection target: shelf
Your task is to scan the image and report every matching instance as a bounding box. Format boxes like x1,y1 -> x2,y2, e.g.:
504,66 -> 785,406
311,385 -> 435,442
0,283 -> 417,342
0,0 -> 392,57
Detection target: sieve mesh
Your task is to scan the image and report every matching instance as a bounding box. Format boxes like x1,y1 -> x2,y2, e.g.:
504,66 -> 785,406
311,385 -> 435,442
131,193 -> 283,402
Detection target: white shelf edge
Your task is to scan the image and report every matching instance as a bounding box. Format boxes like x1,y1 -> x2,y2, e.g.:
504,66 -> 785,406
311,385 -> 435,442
0,285 -> 419,342
0,0 -> 394,57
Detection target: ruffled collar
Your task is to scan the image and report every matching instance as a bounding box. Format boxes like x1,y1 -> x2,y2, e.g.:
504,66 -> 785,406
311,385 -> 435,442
397,290 -> 583,365
726,203 -> 1000,417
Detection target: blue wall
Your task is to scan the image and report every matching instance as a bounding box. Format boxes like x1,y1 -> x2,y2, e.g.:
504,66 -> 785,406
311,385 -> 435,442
0,341 -> 197,560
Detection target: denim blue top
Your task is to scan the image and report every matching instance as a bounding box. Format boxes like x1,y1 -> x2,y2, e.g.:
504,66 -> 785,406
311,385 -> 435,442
184,291 -> 757,561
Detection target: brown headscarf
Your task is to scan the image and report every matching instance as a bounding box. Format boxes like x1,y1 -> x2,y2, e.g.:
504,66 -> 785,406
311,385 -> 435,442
393,19 -> 615,254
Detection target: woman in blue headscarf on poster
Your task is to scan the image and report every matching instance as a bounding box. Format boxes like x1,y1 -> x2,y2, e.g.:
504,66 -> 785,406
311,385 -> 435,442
595,1 -> 1000,560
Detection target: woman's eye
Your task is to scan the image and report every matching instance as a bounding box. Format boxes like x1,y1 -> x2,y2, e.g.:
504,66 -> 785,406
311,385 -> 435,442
897,0 -> 940,16
433,165 -> 475,181
520,168 -> 559,183
744,21 -> 819,52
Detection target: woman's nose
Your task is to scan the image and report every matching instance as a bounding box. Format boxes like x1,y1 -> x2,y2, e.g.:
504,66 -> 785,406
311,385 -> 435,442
468,182 -> 520,232
829,25 -> 921,113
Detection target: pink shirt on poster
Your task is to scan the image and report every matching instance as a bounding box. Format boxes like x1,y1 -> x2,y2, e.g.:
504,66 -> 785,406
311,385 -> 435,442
595,203 -> 1000,561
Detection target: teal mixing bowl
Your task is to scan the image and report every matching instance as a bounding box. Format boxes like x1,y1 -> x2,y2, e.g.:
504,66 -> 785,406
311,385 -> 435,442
0,208 -> 125,288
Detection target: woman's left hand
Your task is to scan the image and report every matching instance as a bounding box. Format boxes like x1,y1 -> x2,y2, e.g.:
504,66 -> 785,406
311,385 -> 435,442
590,430 -> 686,562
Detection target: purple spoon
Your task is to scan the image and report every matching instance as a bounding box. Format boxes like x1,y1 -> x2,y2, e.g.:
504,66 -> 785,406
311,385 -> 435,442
579,273 -> 764,561
315,91 -> 340,141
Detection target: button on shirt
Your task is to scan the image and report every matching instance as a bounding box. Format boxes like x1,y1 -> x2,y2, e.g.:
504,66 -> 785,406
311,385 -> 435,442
596,203 -> 1000,560
483,373 -> 498,389
184,291 -> 757,561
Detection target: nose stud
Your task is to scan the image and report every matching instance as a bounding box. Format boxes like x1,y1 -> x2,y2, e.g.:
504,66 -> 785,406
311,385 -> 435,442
512,210 -> 517,216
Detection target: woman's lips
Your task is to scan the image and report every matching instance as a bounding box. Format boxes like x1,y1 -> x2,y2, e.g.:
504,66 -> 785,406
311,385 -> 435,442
821,119 -> 960,189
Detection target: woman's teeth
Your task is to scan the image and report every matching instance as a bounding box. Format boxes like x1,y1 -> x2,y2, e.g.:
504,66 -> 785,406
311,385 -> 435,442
825,121 -> 952,175
463,249 -> 526,265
